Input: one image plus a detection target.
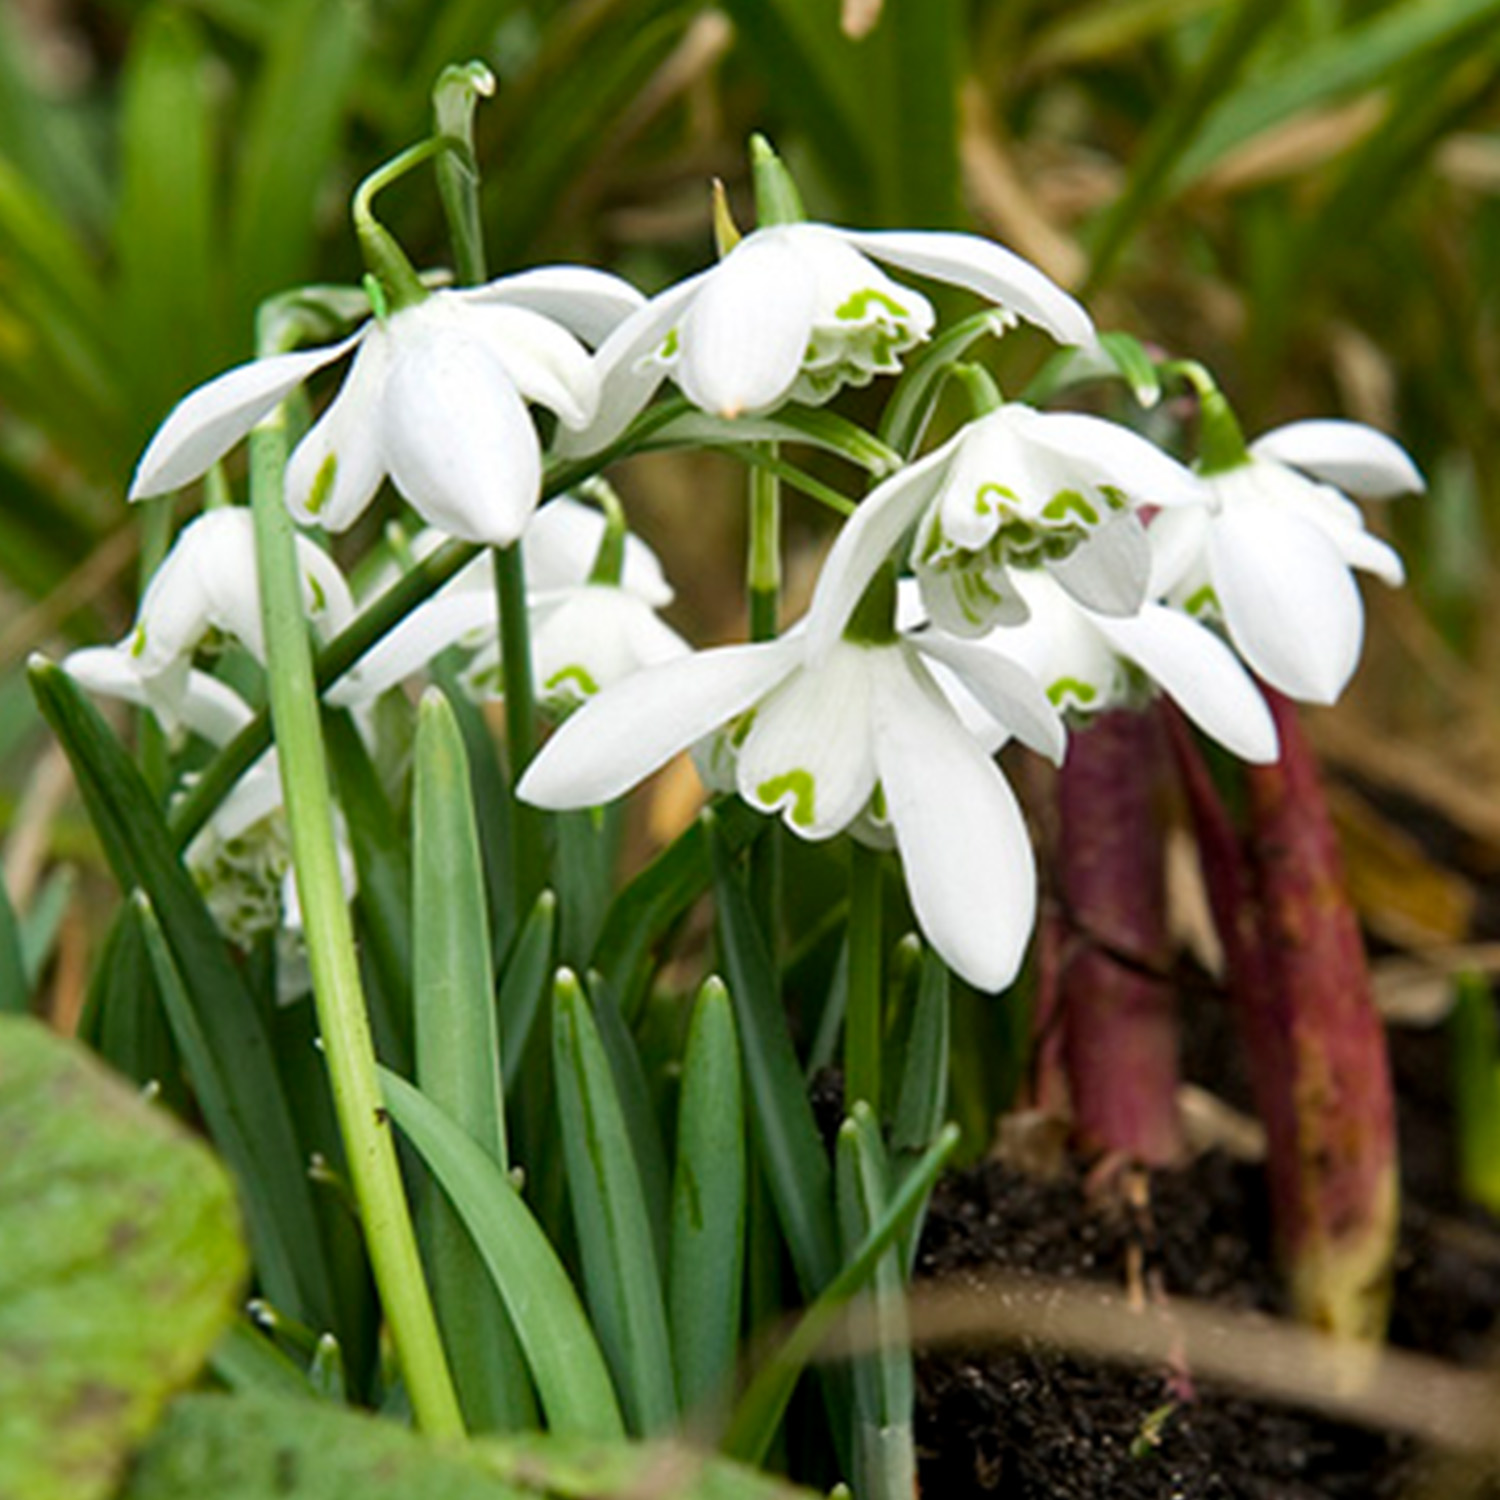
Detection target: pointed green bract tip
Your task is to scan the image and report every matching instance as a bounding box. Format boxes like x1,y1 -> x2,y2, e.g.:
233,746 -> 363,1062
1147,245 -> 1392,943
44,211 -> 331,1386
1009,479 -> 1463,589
748,131 -> 806,227
697,974 -> 729,1006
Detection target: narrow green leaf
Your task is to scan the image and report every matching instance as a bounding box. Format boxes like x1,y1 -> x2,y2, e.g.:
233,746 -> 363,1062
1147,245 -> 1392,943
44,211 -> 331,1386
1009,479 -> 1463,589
716,0 -> 871,208
836,1107 -> 916,1500
1450,972 -> 1500,1216
115,5 -> 222,439
891,948 -> 951,1159
1172,0 -> 1500,189
209,1319 -> 316,1399
585,970 -> 671,1263
0,869 -> 27,1013
668,977 -> 747,1427
500,890 -> 558,1093
0,1016 -> 246,1500
723,1123 -> 959,1466
29,658 -> 337,1330
325,709 -> 412,1070
710,819 -> 839,1298
1084,0 -> 1286,290
379,1067 -> 626,1441
412,688 -> 533,1431
552,971 -> 678,1435
228,0 -> 365,334
19,866 -> 73,990
133,892 -> 305,1323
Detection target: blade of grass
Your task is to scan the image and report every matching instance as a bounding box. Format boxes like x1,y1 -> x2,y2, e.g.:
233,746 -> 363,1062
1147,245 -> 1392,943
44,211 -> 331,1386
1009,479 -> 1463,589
0,872 -> 26,1013
380,1065 -> 626,1440
553,970 -> 678,1436
499,889 -> 558,1093
723,1122 -> 959,1465
836,1105 -> 916,1500
413,687 -> 535,1431
30,658 -> 337,1328
668,976 -> 747,1431
710,817 -> 838,1299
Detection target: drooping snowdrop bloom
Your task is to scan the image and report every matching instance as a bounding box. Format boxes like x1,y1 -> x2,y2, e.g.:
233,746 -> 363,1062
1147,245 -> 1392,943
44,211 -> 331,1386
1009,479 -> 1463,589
62,643 -> 353,984
328,495 -> 683,710
563,225 -> 1096,455
807,403 -> 1207,657
922,567 -> 1279,764
519,575 -> 1066,991
127,508 -> 353,730
1148,420 -> 1423,704
129,269 -> 645,547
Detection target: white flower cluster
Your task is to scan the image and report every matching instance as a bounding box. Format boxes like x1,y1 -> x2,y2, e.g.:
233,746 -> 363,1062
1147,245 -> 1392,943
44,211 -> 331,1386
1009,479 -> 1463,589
72,161 -> 1423,993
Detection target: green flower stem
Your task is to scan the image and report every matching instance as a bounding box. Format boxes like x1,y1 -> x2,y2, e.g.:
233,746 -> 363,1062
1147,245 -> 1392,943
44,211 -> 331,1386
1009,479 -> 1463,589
1160,358 -> 1249,474
495,541 -> 547,915
845,840 -> 884,1115
432,61 -> 495,287
747,445 -> 781,642
352,138 -> 462,312
247,405 -> 464,1439
747,446 -> 783,963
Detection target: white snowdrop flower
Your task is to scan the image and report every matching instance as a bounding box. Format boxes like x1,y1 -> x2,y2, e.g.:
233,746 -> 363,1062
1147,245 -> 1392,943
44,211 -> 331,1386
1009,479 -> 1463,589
129,268 -> 644,546
928,568 -> 1279,764
329,495 -> 680,708
126,509 -> 352,731
518,585 -> 1064,992
807,403 -> 1206,657
564,224 -> 1095,455
1148,419 -> 1423,704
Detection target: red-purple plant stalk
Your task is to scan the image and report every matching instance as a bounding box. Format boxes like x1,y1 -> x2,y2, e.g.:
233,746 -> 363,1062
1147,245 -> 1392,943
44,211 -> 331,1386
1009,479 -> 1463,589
1056,708 -> 1184,1167
1168,692 -> 1397,1338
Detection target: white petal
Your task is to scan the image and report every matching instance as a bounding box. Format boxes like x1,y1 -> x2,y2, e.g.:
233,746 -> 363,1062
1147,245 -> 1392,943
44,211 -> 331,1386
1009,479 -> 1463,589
134,510 -> 266,673
1145,506 -> 1212,598
64,647 -> 253,746
285,333 -> 392,531
552,273 -> 710,457
213,753 -> 285,842
460,266 -> 646,346
840,229 -> 1094,348
1008,407 -> 1206,510
912,631 -> 1066,763
917,556 -> 1029,638
457,302 -> 599,429
1093,604 -> 1279,762
870,650 -> 1037,992
532,587 -> 689,709
1250,420 -> 1424,499
523,495 -> 673,606
130,332 -> 364,499
804,442 -> 956,661
1209,507 -> 1364,704
735,641 -> 878,838
298,537 -> 356,641
676,233 -> 818,417
383,341 -> 542,546
326,592 -> 495,706
1322,524 -> 1405,586
518,638 -> 800,808
1045,509 -> 1151,616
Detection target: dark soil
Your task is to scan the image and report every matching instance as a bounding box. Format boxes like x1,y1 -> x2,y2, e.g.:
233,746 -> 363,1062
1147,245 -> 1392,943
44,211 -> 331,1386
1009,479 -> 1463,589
912,1024 -> 1500,1499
